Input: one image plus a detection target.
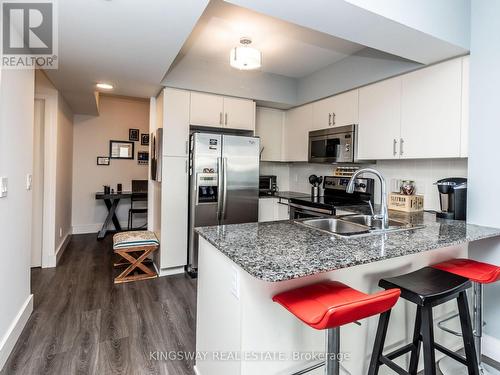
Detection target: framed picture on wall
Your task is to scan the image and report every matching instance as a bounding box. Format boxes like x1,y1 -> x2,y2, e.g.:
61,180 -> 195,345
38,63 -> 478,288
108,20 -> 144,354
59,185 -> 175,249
138,151 -> 149,165
129,128 -> 139,141
96,156 -> 110,166
110,140 -> 134,159
141,133 -> 149,146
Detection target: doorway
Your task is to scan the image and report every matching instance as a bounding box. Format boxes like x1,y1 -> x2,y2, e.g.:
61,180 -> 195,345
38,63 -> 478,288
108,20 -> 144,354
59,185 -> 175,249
31,98 -> 45,267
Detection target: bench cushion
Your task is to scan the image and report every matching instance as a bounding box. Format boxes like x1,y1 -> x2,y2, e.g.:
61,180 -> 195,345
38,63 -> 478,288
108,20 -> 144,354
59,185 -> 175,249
113,231 -> 159,249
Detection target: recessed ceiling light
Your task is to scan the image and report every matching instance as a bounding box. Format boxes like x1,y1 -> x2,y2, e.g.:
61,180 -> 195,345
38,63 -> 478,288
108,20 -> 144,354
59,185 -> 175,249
230,37 -> 261,71
96,82 -> 114,90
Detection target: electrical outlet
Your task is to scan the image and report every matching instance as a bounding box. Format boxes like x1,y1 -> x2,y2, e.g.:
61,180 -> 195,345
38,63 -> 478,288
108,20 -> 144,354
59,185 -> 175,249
0,177 -> 7,198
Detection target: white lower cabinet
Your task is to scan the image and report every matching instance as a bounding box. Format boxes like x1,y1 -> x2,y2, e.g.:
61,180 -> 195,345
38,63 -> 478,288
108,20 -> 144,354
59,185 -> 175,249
258,198 -> 290,222
161,156 -> 189,270
258,198 -> 276,222
276,201 -> 290,220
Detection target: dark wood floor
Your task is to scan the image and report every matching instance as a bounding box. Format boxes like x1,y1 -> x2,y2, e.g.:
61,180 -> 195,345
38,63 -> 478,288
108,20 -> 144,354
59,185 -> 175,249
2,234 -> 197,375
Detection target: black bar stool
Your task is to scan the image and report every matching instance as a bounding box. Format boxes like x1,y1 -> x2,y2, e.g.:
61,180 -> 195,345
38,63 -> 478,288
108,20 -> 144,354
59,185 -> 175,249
368,267 -> 479,375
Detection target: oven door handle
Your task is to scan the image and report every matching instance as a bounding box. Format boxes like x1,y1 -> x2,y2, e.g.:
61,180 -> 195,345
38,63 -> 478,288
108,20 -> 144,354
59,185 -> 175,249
289,202 -> 334,215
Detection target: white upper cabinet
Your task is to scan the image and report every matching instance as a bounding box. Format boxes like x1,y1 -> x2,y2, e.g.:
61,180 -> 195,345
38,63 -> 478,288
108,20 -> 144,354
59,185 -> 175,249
163,88 -> 190,157
255,107 -> 285,162
312,90 -> 358,130
190,92 -> 224,128
358,77 -> 402,160
460,56 -> 469,157
400,58 -> 462,159
356,57 -> 467,160
223,97 -> 256,131
284,104 -> 313,162
190,92 -> 255,131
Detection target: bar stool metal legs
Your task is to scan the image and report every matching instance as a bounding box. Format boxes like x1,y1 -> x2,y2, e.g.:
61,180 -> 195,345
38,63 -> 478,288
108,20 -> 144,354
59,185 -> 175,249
326,328 -> 340,375
290,328 -> 341,375
438,282 -> 500,375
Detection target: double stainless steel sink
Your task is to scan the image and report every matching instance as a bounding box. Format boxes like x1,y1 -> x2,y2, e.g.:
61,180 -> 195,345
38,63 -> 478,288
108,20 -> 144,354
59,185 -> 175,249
297,214 -> 424,237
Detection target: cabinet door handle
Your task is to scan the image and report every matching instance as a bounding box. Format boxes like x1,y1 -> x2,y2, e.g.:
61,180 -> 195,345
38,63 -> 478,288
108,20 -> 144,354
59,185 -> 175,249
393,139 -> 397,156
400,138 -> 404,156
219,112 -> 223,125
225,113 -> 228,126
332,112 -> 336,126
328,113 -> 332,126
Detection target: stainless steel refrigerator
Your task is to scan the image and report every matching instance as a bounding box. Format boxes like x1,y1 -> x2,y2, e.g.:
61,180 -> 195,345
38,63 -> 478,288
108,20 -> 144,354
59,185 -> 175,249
188,132 -> 260,274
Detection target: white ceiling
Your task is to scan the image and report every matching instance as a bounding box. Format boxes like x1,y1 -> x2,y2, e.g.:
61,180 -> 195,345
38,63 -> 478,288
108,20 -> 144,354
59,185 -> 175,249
173,1 -> 365,79
45,0 -> 209,114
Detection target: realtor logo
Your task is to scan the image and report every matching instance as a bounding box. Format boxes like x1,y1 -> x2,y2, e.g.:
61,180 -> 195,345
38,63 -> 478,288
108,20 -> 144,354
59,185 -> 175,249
2,0 -> 58,69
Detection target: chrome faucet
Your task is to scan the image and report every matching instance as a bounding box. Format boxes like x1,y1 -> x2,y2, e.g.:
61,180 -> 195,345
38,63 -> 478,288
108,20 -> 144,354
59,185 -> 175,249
346,168 -> 389,230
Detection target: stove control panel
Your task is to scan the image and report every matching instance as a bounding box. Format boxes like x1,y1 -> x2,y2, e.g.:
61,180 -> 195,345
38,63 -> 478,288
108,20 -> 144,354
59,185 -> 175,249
323,176 -> 373,194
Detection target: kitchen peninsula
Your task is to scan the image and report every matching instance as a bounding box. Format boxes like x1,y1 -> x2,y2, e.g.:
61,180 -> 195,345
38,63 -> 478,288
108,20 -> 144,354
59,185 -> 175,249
194,213 -> 500,375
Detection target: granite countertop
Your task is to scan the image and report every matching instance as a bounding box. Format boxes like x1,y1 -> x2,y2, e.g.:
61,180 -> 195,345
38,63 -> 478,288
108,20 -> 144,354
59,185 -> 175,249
195,212 -> 500,282
259,191 -> 310,200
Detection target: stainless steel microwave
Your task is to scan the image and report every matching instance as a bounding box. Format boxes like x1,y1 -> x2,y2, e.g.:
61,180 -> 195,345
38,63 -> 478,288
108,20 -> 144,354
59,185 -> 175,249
308,124 -> 356,163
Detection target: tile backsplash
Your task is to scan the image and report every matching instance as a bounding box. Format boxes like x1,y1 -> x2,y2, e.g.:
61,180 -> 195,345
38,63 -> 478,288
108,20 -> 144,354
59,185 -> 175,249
261,159 -> 468,211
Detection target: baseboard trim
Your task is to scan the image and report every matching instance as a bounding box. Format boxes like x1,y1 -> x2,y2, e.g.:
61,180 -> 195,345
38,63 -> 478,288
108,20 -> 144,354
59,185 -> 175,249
72,220 -> 148,235
42,233 -> 71,268
483,334 -> 500,362
56,233 -> 71,265
0,294 -> 33,371
159,266 -> 185,277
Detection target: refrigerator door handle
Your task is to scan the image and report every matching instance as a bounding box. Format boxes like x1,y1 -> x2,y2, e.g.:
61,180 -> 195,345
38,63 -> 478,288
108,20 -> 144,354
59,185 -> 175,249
217,157 -> 223,221
222,157 -> 228,220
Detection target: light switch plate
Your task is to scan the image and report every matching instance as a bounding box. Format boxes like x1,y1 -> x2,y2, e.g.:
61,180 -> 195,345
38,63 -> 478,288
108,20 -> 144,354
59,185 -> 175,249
26,174 -> 32,191
0,177 -> 7,198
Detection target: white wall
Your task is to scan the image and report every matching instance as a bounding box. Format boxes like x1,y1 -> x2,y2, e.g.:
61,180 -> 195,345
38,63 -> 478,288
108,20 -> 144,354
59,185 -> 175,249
54,95 -> 74,253
148,94 -> 162,268
0,68 -> 35,370
72,96 -> 150,234
260,162 -> 290,192
468,0 -> 500,342
263,159 -> 468,211
35,71 -> 74,263
345,0 -> 471,49
297,49 -> 421,104
164,58 -> 298,107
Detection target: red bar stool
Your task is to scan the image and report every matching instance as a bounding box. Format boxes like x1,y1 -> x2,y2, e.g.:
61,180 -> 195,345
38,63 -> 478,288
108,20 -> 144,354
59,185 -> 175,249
432,259 -> 500,374
272,280 -> 401,375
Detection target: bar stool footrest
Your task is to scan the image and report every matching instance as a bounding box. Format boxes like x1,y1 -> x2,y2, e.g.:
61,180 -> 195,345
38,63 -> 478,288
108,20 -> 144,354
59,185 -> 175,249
434,343 -> 468,366
379,356 -> 410,375
385,343 -> 415,360
290,361 -> 324,375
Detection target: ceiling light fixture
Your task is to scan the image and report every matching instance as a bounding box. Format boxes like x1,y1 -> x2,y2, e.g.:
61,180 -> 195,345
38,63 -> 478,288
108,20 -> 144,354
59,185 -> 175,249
96,82 -> 114,90
230,37 -> 261,71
